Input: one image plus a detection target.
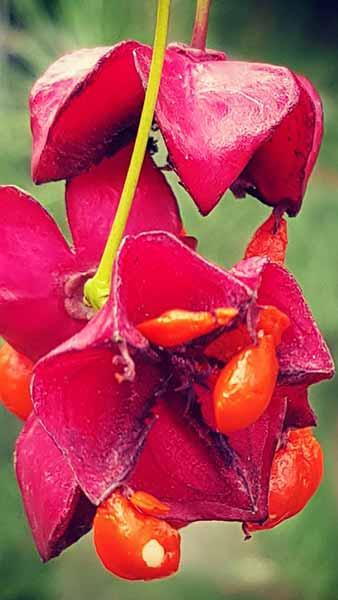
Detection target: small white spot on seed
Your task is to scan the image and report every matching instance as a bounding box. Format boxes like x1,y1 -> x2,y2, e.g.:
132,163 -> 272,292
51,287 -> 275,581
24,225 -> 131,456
142,539 -> 165,568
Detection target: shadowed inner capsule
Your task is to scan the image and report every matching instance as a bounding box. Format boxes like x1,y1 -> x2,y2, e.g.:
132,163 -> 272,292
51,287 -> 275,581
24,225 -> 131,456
137,305 -> 290,434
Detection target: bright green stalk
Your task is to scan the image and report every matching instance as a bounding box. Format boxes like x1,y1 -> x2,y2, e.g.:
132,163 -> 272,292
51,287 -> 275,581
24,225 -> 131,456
84,0 -> 171,310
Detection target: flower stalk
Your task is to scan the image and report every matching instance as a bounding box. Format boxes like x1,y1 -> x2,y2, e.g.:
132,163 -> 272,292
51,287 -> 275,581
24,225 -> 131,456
191,0 -> 212,50
84,0 -> 171,310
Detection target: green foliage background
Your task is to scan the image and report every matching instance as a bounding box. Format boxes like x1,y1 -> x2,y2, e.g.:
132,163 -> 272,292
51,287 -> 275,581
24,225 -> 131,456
0,1 -> 338,599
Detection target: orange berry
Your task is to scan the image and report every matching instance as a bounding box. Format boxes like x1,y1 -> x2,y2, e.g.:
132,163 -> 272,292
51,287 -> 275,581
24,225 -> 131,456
0,342 -> 33,420
93,492 -> 180,581
257,305 -> 290,346
213,334 -> 278,434
246,427 -> 323,532
205,306 -> 289,362
244,213 -> 288,265
205,323 -> 251,362
130,491 -> 170,517
137,307 -> 237,347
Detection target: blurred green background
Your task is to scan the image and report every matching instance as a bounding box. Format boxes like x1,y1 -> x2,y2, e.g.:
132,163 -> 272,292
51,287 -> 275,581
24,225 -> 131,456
1,1 -> 338,599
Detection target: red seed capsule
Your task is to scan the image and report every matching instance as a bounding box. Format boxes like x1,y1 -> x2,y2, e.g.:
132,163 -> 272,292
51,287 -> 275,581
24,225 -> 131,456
246,427 -> 323,532
93,492 -> 180,581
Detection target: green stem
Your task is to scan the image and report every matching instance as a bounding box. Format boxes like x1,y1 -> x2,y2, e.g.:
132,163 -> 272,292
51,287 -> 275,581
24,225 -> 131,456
191,0 -> 212,50
84,0 -> 171,310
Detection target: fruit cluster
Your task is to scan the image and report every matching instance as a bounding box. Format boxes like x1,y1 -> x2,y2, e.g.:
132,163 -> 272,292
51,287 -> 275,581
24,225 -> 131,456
0,1 -> 334,582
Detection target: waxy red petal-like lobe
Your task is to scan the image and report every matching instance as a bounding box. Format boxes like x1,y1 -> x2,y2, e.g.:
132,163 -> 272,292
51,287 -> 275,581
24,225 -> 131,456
233,75 -> 322,216
32,232 -> 253,508
66,143 -> 182,266
275,385 -> 317,430
32,302 -> 161,506
165,42 -> 227,63
0,186 -> 82,362
15,417 -> 95,561
244,213 -> 288,265
129,392 -> 286,523
135,44 -> 299,215
227,391 -> 287,520
0,170 -> 183,360
112,232 -> 253,340
232,257 -> 334,384
31,41 -> 146,183
296,75 -> 323,182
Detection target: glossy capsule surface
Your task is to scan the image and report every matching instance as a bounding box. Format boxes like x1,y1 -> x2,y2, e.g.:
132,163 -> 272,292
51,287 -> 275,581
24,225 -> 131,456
94,492 -> 180,581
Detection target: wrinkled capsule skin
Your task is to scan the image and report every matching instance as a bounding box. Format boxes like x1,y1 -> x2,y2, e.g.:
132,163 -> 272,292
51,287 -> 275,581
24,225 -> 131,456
0,343 -> 33,420
135,45 -> 322,217
93,492 -> 181,581
246,427 -> 323,532
30,41 -> 147,183
213,334 -> 279,434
